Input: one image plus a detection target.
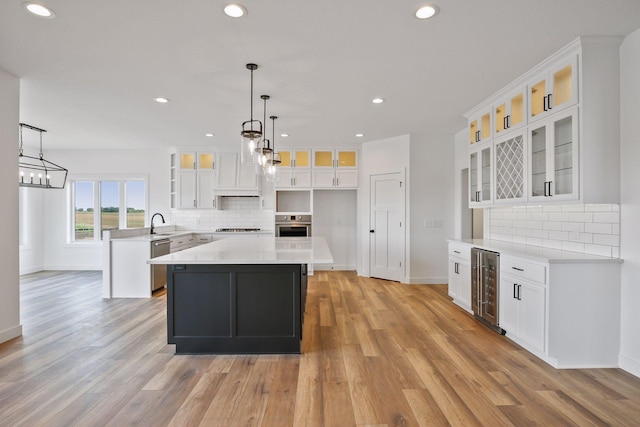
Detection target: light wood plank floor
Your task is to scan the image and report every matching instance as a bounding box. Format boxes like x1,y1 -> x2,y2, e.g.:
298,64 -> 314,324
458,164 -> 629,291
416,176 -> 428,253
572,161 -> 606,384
1,270 -> 640,426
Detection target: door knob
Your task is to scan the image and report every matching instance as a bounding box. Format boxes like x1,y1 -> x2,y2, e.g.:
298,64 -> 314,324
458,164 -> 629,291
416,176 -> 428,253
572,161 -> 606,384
370,229 -> 375,233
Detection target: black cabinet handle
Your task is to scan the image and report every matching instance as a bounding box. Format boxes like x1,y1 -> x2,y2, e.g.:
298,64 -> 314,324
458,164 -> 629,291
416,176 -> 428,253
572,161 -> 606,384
503,116 -> 508,130
455,262 -> 459,274
507,115 -> 511,128
454,250 -> 461,254
517,284 -> 522,301
543,95 -> 547,112
513,283 -> 518,299
548,93 -> 553,109
512,267 -> 524,272
370,229 -> 375,233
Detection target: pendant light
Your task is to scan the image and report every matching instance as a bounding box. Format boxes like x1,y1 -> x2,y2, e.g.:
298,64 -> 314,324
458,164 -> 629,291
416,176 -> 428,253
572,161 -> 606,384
240,63 -> 262,164
265,115 -> 281,182
18,123 -> 68,189
255,94 -> 273,170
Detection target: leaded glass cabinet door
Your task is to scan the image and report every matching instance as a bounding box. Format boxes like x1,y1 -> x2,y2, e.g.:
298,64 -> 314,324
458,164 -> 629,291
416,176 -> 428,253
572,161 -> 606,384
495,132 -> 526,204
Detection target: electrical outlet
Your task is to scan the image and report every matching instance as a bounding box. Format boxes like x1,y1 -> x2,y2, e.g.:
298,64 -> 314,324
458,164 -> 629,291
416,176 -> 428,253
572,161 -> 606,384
433,220 -> 442,228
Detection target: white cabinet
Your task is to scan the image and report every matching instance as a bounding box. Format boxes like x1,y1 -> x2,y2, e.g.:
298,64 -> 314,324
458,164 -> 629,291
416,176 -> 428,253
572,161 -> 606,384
468,108 -> 492,145
170,234 -> 195,252
313,149 -> 358,168
528,54 -> 578,122
500,273 -> 546,355
447,242 -> 471,312
469,144 -> 492,206
494,87 -> 527,136
528,107 -> 579,202
312,169 -> 358,188
216,152 -> 259,193
172,151 -> 216,209
494,131 -> 526,205
277,149 -> 311,168
276,169 -> 312,188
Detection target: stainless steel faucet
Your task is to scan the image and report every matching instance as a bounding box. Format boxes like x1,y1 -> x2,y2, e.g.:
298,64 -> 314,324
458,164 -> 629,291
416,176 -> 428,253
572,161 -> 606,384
150,212 -> 165,234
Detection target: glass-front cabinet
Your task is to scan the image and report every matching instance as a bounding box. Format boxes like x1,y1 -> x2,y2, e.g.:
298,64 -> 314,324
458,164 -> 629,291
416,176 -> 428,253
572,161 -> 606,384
468,109 -> 492,145
469,144 -> 492,207
313,149 -> 357,168
494,88 -> 526,135
528,107 -> 579,202
528,55 -> 578,122
277,149 -> 310,168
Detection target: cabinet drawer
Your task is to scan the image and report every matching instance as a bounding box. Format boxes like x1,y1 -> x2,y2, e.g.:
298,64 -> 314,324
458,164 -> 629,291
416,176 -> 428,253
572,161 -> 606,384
448,244 -> 471,262
501,257 -> 546,285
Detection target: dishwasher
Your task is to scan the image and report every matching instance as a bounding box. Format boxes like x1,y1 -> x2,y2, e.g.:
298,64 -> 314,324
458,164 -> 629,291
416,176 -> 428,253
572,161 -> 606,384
151,239 -> 171,291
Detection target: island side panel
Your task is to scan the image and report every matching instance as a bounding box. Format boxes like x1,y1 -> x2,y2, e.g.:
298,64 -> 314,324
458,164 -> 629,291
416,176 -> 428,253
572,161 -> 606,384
167,264 -> 303,354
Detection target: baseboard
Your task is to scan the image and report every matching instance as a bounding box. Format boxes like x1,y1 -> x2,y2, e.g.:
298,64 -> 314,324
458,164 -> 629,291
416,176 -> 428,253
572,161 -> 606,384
619,353 -> 640,379
0,324 -> 22,344
20,266 -> 44,275
43,265 -> 102,271
313,264 -> 356,271
405,276 -> 447,285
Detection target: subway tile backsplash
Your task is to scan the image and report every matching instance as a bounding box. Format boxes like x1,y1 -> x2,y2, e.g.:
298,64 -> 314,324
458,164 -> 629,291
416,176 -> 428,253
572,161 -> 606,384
488,204 -> 620,257
170,197 -> 274,231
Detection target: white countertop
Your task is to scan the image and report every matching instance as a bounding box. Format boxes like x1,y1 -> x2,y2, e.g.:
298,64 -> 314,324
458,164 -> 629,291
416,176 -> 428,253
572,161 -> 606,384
114,230 -> 275,242
449,239 -> 623,264
148,236 -> 333,265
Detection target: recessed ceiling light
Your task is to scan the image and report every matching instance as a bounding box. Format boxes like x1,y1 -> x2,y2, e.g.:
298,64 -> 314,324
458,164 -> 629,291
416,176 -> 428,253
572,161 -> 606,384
355,133 -> 364,138
372,98 -> 384,104
154,97 -> 170,104
280,133 -> 289,138
415,4 -> 439,19
23,2 -> 55,18
223,3 -> 247,18
205,133 -> 214,137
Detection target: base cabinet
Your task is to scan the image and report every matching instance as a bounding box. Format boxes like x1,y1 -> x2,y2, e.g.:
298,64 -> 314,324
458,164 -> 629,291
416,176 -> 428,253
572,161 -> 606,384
499,273 -> 546,355
448,243 -> 471,312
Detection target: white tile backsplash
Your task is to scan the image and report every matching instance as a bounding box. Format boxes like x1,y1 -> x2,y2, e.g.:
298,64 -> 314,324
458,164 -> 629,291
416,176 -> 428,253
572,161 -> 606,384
488,204 -> 620,257
170,197 -> 274,231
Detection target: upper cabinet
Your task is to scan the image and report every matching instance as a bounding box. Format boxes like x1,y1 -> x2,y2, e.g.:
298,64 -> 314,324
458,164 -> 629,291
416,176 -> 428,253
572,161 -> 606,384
494,88 -> 526,136
172,151 -> 216,209
463,36 -> 622,208
468,109 -> 492,145
528,55 -> 578,122
277,149 -> 311,168
178,152 -> 215,171
313,149 -> 358,168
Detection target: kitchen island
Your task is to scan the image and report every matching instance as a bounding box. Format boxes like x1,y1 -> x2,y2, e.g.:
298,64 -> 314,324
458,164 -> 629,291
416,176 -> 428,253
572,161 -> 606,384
148,236 -> 333,354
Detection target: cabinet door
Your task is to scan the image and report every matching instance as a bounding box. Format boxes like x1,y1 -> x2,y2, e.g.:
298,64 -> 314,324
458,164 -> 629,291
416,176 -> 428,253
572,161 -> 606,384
469,145 -> 492,206
197,172 -> 215,208
337,150 -> 357,168
494,132 -> 526,204
197,153 -> 215,170
216,153 -> 239,188
313,150 -> 334,168
177,172 -> 196,208
495,89 -> 526,135
469,110 -> 492,145
178,152 -> 196,170
293,150 -> 311,168
458,260 -> 471,309
278,150 -> 293,168
293,170 -> 312,187
518,281 -> 546,353
336,169 -> 358,188
312,169 -> 335,188
528,107 -> 578,202
499,275 -> 519,335
448,259 -> 459,298
529,55 -> 578,121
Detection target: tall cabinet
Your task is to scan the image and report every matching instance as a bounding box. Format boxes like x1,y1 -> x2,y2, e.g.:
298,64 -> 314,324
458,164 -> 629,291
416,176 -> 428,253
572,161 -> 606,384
463,36 -> 622,208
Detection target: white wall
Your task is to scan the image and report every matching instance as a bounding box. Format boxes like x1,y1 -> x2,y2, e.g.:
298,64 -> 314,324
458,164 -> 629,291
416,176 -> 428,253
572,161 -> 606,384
38,149 -> 170,270
619,28 -> 640,377
19,187 -> 45,274
313,190 -> 357,271
409,131 -> 455,284
359,135 -> 410,279
453,128 -> 470,239
0,69 -> 21,344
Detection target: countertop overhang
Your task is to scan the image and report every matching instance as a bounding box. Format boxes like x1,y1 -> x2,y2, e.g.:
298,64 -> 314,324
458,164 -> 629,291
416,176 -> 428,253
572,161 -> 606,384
148,236 -> 333,265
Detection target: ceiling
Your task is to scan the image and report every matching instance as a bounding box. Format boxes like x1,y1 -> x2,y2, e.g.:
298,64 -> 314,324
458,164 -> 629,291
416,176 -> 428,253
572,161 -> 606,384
2,0 -> 640,151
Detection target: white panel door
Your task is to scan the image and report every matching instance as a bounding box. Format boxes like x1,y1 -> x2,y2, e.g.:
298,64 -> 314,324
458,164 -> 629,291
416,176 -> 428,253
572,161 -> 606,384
369,172 -> 405,282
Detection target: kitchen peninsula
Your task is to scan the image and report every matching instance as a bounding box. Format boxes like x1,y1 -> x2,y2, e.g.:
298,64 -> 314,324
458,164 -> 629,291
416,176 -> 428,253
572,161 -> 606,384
148,236 -> 333,354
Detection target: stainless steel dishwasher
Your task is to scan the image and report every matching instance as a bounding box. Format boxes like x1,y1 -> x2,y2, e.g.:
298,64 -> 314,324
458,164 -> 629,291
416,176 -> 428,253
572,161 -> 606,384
151,239 -> 171,291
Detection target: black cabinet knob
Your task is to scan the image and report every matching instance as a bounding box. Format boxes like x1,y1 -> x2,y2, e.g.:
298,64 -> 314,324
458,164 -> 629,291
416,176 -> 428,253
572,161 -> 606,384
370,229 -> 375,233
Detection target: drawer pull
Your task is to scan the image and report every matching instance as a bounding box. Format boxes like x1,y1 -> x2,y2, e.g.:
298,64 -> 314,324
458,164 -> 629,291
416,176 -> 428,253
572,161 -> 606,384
454,250 -> 461,254
512,267 -> 524,272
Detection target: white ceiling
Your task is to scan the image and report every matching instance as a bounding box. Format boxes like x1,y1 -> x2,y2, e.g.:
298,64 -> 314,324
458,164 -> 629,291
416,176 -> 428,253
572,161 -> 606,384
2,0 -> 640,151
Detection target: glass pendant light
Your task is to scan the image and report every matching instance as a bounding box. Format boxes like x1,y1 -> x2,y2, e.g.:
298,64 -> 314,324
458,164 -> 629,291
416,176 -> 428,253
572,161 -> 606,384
254,95 -> 272,172
265,115 -> 281,182
240,63 -> 262,164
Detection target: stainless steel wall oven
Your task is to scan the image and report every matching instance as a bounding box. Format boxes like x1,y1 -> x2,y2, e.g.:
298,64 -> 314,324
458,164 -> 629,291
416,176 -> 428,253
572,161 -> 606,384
275,214 -> 312,237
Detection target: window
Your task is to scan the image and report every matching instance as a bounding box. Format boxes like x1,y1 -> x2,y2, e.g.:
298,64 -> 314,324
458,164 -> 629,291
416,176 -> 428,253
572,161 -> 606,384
70,177 -> 147,242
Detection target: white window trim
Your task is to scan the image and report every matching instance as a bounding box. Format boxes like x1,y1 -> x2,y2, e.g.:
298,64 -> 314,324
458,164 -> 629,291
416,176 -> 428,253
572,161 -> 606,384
67,174 -> 149,244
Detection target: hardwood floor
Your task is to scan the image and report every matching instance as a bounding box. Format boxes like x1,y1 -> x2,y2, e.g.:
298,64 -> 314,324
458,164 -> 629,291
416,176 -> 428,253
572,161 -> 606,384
1,270 -> 640,426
